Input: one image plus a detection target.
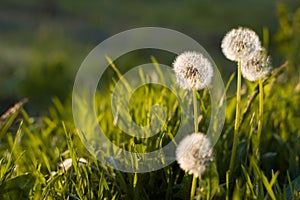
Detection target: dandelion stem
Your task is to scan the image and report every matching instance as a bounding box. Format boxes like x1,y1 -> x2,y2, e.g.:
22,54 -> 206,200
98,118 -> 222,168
193,89 -> 199,132
190,175 -> 198,200
190,89 -> 199,200
229,60 -> 242,175
256,79 -> 264,160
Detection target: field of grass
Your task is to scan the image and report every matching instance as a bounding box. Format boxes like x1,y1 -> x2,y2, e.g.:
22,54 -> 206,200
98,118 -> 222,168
1,1 -> 300,199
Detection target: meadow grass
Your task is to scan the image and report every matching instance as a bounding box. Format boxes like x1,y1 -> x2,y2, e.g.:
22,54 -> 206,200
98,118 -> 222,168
1,2 -> 300,200
0,56 -> 299,199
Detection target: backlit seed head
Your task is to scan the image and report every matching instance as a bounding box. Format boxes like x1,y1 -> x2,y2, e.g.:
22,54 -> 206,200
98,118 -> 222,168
221,27 -> 261,61
241,48 -> 272,81
176,132 -> 214,177
173,51 -> 213,90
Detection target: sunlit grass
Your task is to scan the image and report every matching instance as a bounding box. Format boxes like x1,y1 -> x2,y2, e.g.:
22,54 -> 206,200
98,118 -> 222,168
0,56 -> 299,199
0,2 -> 300,199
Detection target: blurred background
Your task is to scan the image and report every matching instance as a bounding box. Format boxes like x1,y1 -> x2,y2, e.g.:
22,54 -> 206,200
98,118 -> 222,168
1,0 -> 299,114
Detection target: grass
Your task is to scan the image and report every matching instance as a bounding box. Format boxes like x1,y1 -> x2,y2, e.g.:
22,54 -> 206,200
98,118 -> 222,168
1,1 -> 300,200
0,56 -> 300,199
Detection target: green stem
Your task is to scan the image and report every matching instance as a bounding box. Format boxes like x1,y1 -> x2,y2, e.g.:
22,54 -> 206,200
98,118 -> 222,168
226,171 -> 229,200
256,79 -> 264,160
190,89 -> 199,200
193,89 -> 199,133
229,60 -> 242,175
190,175 -> 198,200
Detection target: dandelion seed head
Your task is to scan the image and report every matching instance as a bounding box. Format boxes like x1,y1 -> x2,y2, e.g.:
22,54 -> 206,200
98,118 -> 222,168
221,27 -> 261,61
241,48 -> 272,81
176,132 -> 214,177
173,51 -> 214,90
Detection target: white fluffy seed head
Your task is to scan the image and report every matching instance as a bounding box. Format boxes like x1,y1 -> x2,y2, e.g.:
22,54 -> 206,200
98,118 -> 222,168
241,48 -> 272,82
173,51 -> 214,90
221,27 -> 261,61
176,132 -> 214,177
